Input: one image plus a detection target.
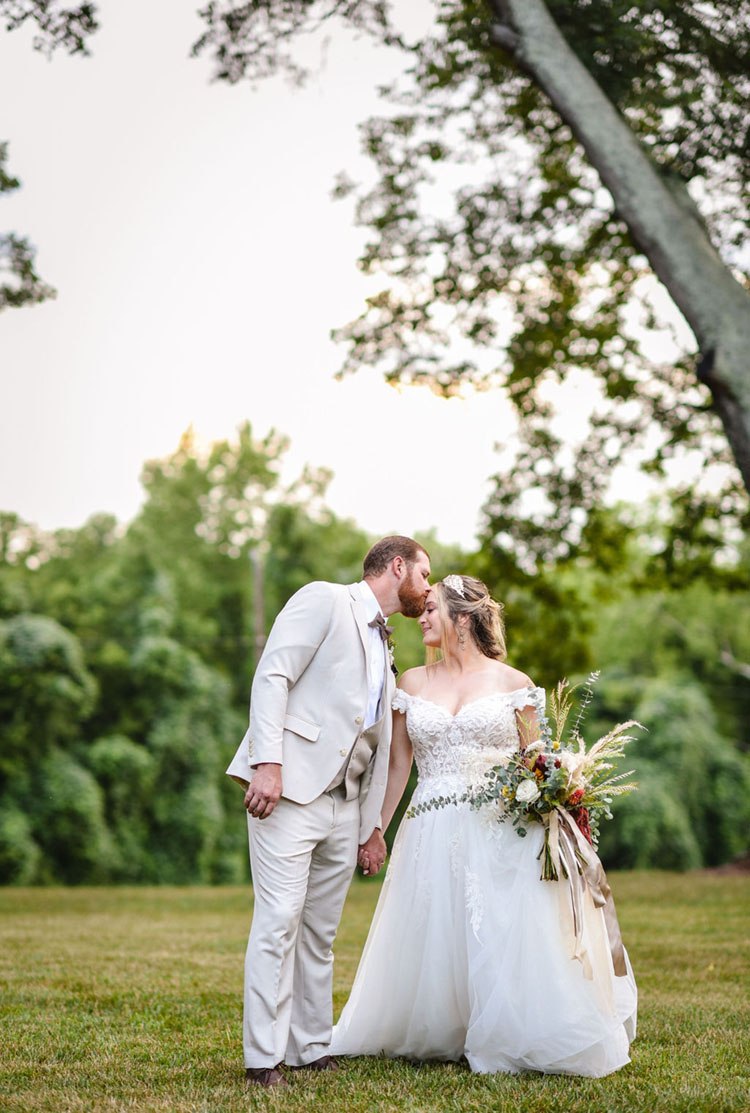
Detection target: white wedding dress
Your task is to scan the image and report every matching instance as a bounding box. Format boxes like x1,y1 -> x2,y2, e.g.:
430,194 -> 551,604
331,687 -> 637,1076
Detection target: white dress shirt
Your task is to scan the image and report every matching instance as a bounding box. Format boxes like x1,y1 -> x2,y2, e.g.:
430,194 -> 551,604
354,580 -> 387,728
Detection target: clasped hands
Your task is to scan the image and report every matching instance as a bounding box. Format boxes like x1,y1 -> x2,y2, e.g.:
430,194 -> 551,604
358,828 -> 387,876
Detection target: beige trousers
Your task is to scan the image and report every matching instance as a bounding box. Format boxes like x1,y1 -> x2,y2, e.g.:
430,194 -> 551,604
243,789 -> 360,1068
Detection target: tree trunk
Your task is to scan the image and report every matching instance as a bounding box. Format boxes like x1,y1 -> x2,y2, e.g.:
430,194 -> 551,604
489,0 -> 750,492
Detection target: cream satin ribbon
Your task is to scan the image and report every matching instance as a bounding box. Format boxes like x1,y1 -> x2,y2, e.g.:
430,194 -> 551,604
546,807 -> 627,981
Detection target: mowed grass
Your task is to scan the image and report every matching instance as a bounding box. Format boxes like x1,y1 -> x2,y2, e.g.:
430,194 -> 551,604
1,872 -> 748,1113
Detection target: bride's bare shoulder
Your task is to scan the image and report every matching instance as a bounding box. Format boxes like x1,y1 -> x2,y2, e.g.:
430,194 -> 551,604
493,661 -> 535,691
397,666 -> 430,696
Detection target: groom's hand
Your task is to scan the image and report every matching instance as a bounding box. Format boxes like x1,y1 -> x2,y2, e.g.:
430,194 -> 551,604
358,829 -> 387,876
244,763 -> 283,820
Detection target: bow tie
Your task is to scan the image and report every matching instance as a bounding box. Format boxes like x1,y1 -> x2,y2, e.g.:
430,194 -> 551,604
368,614 -> 394,642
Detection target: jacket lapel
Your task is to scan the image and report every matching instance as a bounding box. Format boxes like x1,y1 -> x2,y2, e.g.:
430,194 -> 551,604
384,639 -> 397,694
348,584 -> 372,675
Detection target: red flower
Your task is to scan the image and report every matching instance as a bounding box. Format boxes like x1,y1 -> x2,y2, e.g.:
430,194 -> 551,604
572,806 -> 592,844
568,788 -> 584,807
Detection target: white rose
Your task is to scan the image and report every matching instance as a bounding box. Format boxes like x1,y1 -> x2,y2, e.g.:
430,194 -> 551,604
515,779 -> 541,805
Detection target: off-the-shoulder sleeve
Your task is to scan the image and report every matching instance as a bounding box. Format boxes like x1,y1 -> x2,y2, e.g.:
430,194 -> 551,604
508,685 -> 546,714
392,689 -> 412,714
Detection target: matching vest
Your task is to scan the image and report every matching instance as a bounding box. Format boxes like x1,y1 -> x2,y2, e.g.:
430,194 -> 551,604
325,704 -> 385,800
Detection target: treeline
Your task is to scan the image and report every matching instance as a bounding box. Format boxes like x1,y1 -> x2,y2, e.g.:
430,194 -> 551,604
0,423 -> 748,884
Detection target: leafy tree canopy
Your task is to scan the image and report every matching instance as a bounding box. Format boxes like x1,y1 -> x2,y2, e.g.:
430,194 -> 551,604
0,143 -> 55,312
191,0 -> 750,553
0,0 -> 97,55
1,1 -> 99,311
5,3 -> 749,515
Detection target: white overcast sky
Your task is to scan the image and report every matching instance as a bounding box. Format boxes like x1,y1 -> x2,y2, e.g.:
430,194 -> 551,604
1,1 -> 689,549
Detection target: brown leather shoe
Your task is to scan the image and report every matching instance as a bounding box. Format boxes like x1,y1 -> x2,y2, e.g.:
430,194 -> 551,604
292,1055 -> 339,1072
245,1065 -> 288,1088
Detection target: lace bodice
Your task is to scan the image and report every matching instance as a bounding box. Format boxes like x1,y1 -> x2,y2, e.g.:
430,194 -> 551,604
392,687 -> 546,804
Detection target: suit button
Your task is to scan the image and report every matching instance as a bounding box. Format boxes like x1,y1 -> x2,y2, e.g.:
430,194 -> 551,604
355,716 -> 363,725
339,748 -> 348,756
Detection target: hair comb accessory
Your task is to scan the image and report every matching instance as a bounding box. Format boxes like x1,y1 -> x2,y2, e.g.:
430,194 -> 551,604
443,574 -> 466,597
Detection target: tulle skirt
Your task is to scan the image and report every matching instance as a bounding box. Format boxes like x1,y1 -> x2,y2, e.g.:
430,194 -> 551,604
331,801 -> 637,1076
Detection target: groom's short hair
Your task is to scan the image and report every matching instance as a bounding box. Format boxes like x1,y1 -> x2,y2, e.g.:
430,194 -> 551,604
363,535 -> 428,578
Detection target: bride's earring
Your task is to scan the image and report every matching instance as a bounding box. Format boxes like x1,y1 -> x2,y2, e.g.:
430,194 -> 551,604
458,625 -> 466,650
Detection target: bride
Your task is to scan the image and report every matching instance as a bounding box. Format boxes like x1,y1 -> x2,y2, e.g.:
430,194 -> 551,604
331,575 -> 637,1076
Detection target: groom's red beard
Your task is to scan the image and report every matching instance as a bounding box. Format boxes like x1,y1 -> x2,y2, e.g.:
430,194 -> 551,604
398,576 -> 428,619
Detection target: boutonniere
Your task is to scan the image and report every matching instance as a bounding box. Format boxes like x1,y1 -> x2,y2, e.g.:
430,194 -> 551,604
387,637 -> 398,677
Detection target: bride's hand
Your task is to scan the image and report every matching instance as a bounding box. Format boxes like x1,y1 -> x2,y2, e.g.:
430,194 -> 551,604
358,829 -> 387,875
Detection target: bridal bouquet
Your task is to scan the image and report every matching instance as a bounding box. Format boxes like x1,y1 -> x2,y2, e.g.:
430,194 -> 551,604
410,672 -> 641,882
481,673 -> 640,879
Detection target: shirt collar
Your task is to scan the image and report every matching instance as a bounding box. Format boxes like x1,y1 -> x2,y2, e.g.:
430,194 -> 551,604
356,580 -> 382,622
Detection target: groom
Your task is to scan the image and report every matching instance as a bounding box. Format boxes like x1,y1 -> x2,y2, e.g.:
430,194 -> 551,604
226,535 -> 431,1088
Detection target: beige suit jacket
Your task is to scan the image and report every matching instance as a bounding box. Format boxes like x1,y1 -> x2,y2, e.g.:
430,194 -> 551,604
226,581 -> 396,842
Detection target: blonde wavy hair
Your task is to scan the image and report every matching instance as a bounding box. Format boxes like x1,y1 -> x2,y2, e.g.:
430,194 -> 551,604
427,575 -> 507,664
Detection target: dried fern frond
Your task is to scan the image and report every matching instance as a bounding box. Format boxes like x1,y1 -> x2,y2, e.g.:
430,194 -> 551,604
586,721 -> 644,762
570,670 -> 600,739
549,679 -> 574,747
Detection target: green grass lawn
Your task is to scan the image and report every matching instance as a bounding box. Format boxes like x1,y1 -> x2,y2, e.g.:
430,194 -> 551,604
1,872 -> 748,1112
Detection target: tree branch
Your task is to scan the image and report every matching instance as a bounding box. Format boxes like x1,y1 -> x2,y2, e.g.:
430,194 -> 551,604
488,21 -> 519,53
720,645 -> 750,681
